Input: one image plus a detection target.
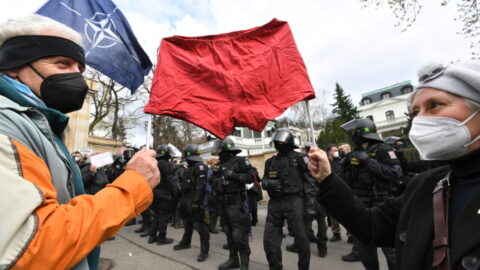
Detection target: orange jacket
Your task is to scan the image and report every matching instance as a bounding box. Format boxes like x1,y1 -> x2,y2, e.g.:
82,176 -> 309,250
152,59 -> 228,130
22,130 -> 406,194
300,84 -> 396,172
0,137 -> 153,269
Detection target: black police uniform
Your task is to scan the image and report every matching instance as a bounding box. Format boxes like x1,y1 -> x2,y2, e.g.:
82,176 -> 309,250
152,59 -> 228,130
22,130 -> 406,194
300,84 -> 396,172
344,142 -> 402,270
212,155 -> 253,269
175,161 -> 210,257
149,158 -> 177,244
262,150 -> 316,270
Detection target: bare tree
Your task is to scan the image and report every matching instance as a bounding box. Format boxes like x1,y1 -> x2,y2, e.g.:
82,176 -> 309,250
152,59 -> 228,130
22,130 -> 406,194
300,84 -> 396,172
290,88 -> 331,126
359,0 -> 480,58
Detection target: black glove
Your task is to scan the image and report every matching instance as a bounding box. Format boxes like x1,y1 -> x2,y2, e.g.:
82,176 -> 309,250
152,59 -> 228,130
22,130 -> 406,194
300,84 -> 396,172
351,151 -> 369,165
224,169 -> 237,180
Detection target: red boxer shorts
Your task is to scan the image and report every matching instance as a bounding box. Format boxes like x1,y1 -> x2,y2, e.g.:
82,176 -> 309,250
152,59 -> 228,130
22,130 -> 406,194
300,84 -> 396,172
144,18 -> 315,139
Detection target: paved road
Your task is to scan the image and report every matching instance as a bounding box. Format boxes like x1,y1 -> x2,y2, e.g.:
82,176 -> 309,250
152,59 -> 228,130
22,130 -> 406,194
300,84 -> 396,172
100,205 -> 387,270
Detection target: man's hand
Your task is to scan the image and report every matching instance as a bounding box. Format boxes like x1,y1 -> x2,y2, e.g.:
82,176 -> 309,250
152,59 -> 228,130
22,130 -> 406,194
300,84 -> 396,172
89,165 -> 97,174
308,147 -> 331,182
125,149 -> 160,189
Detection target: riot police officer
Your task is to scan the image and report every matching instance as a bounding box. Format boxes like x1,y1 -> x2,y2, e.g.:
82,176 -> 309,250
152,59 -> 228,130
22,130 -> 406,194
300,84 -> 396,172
340,118 -> 401,270
148,144 -> 177,245
173,144 -> 210,262
211,137 -> 254,270
262,128 -> 317,270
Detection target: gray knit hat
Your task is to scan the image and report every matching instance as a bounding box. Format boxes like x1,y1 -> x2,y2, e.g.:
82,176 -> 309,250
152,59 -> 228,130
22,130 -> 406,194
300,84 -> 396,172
412,60 -> 480,103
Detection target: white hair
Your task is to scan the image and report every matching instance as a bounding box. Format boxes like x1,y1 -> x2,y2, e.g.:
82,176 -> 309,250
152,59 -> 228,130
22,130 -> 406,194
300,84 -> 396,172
0,14 -> 82,47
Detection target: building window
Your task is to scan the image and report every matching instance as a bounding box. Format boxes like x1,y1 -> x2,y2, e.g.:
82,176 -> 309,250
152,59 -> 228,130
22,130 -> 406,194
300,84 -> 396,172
253,131 -> 262,138
386,110 -> 395,121
401,86 -> 413,95
361,98 -> 372,105
232,128 -> 241,137
366,115 -> 374,122
381,92 -> 392,99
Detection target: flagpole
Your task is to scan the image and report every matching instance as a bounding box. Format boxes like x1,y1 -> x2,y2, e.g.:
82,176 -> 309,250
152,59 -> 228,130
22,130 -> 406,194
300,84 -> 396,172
146,115 -> 152,149
304,100 -> 316,147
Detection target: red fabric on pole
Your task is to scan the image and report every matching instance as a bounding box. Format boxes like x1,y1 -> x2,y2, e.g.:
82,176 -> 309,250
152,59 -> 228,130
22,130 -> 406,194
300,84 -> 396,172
144,18 -> 315,139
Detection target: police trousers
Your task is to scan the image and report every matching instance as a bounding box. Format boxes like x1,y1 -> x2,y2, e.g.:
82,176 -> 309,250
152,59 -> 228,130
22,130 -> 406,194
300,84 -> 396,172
264,194 -> 310,270
219,195 -> 251,266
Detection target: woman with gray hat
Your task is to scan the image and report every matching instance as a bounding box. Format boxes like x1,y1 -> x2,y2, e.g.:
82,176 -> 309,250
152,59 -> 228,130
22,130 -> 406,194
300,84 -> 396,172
308,60 -> 480,270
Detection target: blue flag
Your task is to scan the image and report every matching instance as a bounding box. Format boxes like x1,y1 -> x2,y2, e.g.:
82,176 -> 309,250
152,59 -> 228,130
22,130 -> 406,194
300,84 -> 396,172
36,0 -> 152,93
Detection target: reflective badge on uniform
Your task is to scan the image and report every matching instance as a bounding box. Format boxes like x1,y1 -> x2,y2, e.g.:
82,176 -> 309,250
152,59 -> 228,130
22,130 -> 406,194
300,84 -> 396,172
269,171 -> 279,179
388,151 -> 397,159
303,156 -> 309,164
245,159 -> 251,166
199,164 -> 205,171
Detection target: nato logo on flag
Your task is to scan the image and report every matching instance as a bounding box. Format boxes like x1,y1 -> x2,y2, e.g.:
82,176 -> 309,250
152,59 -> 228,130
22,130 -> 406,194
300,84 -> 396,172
36,0 -> 152,93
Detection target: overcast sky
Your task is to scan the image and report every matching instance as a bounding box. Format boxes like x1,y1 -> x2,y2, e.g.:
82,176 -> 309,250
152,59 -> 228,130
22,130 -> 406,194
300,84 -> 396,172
2,0 -> 473,146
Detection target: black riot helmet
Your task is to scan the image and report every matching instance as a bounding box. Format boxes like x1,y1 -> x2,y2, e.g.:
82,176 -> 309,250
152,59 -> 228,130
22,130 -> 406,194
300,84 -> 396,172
212,137 -> 242,156
182,144 -> 203,162
271,128 -> 299,149
340,118 -> 383,145
156,144 -> 174,159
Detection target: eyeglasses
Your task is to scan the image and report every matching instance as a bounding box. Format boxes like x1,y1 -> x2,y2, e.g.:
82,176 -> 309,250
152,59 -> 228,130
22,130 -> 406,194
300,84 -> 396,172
419,65 -> 446,83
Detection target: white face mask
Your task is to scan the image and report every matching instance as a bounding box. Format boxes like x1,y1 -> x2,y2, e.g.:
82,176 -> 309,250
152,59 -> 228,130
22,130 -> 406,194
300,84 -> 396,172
333,151 -> 340,158
409,111 -> 480,160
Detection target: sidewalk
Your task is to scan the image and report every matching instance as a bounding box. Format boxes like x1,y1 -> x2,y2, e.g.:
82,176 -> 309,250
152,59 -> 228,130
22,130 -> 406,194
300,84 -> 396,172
100,205 -> 385,269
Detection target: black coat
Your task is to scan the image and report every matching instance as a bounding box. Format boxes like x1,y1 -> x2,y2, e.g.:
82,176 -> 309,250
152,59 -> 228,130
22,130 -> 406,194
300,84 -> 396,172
318,165 -> 480,270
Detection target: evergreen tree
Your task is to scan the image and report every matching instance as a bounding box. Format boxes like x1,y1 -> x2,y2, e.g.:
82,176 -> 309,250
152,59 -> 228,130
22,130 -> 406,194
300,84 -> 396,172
317,118 -> 352,149
331,82 -> 358,122
316,83 -> 358,149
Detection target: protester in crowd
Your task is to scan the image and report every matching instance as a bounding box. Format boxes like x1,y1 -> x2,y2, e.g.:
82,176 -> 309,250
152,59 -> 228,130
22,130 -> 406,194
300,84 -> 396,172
211,137 -> 254,270
74,152 -> 109,196
206,158 -> 220,234
148,144 -> 177,245
308,60 -> 480,270
173,144 -> 210,262
0,15 -> 159,269
262,128 -> 317,270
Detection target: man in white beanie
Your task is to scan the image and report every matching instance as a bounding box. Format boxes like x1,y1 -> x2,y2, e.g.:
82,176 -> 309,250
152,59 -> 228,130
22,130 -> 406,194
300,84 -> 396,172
308,60 -> 480,270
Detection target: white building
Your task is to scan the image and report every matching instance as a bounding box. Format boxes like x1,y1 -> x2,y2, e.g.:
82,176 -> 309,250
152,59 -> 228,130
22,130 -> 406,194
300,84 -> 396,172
358,81 -> 413,138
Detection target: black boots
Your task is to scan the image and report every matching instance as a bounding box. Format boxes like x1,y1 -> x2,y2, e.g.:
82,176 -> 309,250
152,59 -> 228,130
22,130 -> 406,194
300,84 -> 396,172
197,252 -> 209,262
157,237 -> 173,245
218,257 -> 240,270
173,242 -> 191,250
147,236 -> 157,244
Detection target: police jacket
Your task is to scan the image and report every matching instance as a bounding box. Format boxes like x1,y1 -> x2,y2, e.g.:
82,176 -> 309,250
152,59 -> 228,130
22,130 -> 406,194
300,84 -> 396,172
153,159 -> 177,200
180,162 -> 208,205
211,156 -> 253,197
317,147 -> 480,270
263,150 -> 316,198
344,143 -> 402,197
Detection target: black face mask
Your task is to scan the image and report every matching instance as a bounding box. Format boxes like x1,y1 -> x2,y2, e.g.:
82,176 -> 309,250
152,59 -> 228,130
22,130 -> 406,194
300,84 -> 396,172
218,151 -> 234,162
274,142 -> 291,155
29,65 -> 88,113
351,133 -> 365,146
